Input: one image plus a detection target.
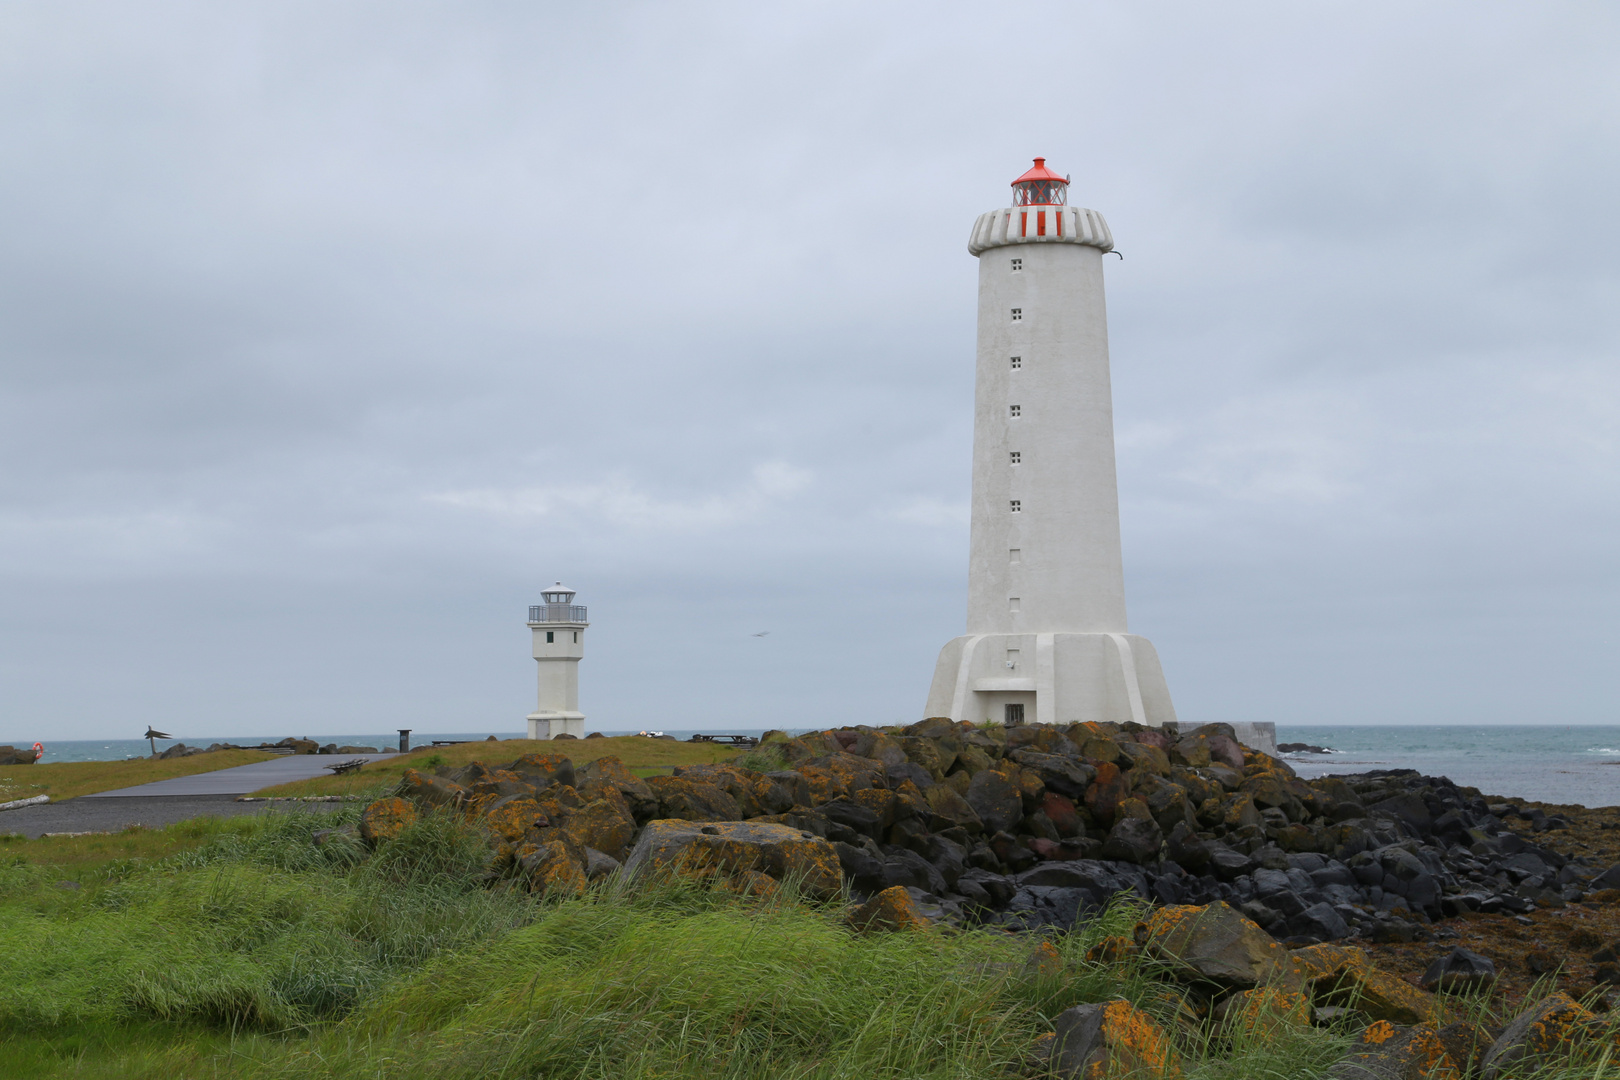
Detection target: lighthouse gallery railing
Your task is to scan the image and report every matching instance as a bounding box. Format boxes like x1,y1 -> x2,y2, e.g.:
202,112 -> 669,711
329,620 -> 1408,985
528,604 -> 588,623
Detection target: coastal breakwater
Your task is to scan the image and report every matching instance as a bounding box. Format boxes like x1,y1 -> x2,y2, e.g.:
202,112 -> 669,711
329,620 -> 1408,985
362,718 -> 1614,949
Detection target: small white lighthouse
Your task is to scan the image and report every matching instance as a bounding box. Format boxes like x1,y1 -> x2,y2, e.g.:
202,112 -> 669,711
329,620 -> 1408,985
526,582 -> 588,739
924,159 -> 1177,728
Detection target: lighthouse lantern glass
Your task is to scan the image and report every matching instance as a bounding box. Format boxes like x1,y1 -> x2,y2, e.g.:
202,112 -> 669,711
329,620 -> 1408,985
1012,178 -> 1067,206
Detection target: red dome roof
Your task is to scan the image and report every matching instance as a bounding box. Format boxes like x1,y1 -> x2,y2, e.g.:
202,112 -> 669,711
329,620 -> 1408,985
1012,157 -> 1066,186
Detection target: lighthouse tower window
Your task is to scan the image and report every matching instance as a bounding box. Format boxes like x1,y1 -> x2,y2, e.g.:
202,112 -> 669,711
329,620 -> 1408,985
1010,356 -> 1021,369
1009,404 -> 1021,417
546,631 -> 554,643
1010,258 -> 1022,272
1005,703 -> 1025,725
1010,451 -> 1021,465
1010,500 -> 1022,512
1010,308 -> 1022,321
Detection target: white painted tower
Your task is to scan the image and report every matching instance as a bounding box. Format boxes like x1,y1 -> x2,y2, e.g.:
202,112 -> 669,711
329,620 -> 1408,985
925,159 -> 1177,728
526,582 -> 588,739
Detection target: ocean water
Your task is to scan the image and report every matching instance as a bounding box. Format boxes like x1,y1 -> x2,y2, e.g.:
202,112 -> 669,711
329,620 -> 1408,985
9,730 -> 777,765
1276,725 -> 1620,808
15,724 -> 1618,809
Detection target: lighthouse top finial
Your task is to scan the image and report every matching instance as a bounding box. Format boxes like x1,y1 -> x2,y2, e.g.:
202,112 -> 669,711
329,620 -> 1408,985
1011,157 -> 1068,207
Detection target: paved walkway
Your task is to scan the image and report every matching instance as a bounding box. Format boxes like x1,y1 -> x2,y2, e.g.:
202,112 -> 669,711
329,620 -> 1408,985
0,795 -> 349,838
83,752 -> 401,797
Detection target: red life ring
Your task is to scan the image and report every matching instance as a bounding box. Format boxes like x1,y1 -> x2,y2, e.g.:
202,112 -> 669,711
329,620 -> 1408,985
31,742 -> 43,762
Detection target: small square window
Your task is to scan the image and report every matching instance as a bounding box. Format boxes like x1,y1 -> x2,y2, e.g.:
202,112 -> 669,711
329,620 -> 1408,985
1010,308 -> 1022,321
1009,404 -> 1021,418
1010,356 -> 1021,369
1009,597 -> 1021,612
1010,500 -> 1021,512
1009,451 -> 1021,465
1010,258 -> 1022,272
1009,548 -> 1021,563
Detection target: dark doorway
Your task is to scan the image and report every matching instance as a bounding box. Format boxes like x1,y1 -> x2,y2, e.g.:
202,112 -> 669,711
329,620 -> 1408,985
1005,703 -> 1025,725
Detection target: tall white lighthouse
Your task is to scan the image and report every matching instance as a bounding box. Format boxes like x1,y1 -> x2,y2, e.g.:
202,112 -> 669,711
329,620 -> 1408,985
527,582 -> 588,739
924,159 -> 1177,728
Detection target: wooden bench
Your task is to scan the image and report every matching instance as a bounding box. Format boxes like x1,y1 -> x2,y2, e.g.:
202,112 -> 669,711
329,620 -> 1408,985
324,758 -> 367,775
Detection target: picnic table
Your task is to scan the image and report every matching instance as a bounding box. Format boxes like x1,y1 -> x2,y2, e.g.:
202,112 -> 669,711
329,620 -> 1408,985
686,734 -> 759,748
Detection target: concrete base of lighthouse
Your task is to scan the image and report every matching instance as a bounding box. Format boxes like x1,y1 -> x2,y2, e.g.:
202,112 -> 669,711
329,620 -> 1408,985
526,713 -> 585,740
924,632 -> 1177,728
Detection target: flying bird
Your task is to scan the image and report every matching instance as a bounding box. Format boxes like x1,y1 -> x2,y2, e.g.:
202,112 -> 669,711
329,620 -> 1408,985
751,631 -> 770,637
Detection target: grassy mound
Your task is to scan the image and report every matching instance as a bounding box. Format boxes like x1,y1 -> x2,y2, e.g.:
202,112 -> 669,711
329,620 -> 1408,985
2,809 -> 1616,1080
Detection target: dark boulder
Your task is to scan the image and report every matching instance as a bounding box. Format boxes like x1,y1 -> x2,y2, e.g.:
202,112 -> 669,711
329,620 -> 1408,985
1100,816 -> 1163,865
965,769 -> 1023,834
1420,948 -> 1496,994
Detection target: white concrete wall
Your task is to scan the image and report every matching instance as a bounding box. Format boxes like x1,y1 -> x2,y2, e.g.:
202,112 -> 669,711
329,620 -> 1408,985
924,631 -> 1177,727
529,622 -> 585,738
968,240 -> 1127,635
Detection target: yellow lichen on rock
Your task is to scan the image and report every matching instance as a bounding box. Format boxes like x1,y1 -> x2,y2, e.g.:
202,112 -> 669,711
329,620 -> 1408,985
520,839 -> 587,899
621,819 -> 843,898
1316,964 -> 1437,1027
1042,998 -> 1183,1079
358,797 -> 417,843
845,886 -> 931,934
1217,986 -> 1312,1039
1328,1023 -> 1459,1080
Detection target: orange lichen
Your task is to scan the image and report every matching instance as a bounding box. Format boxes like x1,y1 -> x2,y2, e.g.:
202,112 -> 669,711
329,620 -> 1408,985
358,797 -> 417,843
1092,999 -> 1183,1079
845,886 -> 931,934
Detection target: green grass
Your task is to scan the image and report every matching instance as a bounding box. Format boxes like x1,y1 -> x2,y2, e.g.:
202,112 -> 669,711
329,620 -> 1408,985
249,736 -> 743,798
0,749 -> 277,802
3,809 -> 1619,1079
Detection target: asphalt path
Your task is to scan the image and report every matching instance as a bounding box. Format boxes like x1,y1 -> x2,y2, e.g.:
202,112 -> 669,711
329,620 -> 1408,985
0,752 -> 400,838
0,794 -> 347,838
82,752 -> 401,797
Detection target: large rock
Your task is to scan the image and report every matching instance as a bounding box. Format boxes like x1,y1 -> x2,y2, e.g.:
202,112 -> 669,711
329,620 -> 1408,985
358,797 -> 417,843
1101,816 -> 1163,865
483,794 -> 548,842
1314,964 -> 1438,1026
1326,1021 -> 1460,1080
552,796 -> 638,860
1420,948 -> 1496,995
845,886 -> 931,933
576,756 -> 658,820
519,840 -> 588,899
965,768 -> 1023,833
673,763 -> 794,818
1040,999 -> 1183,1079
644,776 -> 743,821
508,752 -> 576,789
1135,902 -> 1301,991
622,819 -> 842,898
1481,992 -> 1596,1080
397,769 -> 469,809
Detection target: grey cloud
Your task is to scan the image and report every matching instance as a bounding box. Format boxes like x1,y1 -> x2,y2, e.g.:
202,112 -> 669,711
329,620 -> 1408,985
0,1 -> 1616,739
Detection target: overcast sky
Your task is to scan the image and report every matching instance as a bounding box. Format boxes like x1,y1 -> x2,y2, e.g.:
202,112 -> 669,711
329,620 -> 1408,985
2,2 -> 1616,742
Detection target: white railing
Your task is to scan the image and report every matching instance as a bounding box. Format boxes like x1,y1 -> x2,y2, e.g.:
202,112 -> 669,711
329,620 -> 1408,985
529,604 -> 588,623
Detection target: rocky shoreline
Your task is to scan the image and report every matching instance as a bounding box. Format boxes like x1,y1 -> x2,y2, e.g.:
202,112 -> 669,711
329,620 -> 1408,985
336,717 -> 1620,1077
361,719 -> 1619,945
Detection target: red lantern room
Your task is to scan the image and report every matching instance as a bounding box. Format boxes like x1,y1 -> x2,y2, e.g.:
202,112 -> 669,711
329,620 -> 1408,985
1011,157 -> 1069,207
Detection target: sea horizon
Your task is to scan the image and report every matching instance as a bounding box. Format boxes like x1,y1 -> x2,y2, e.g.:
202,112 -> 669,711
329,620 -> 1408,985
8,722 -> 1618,809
